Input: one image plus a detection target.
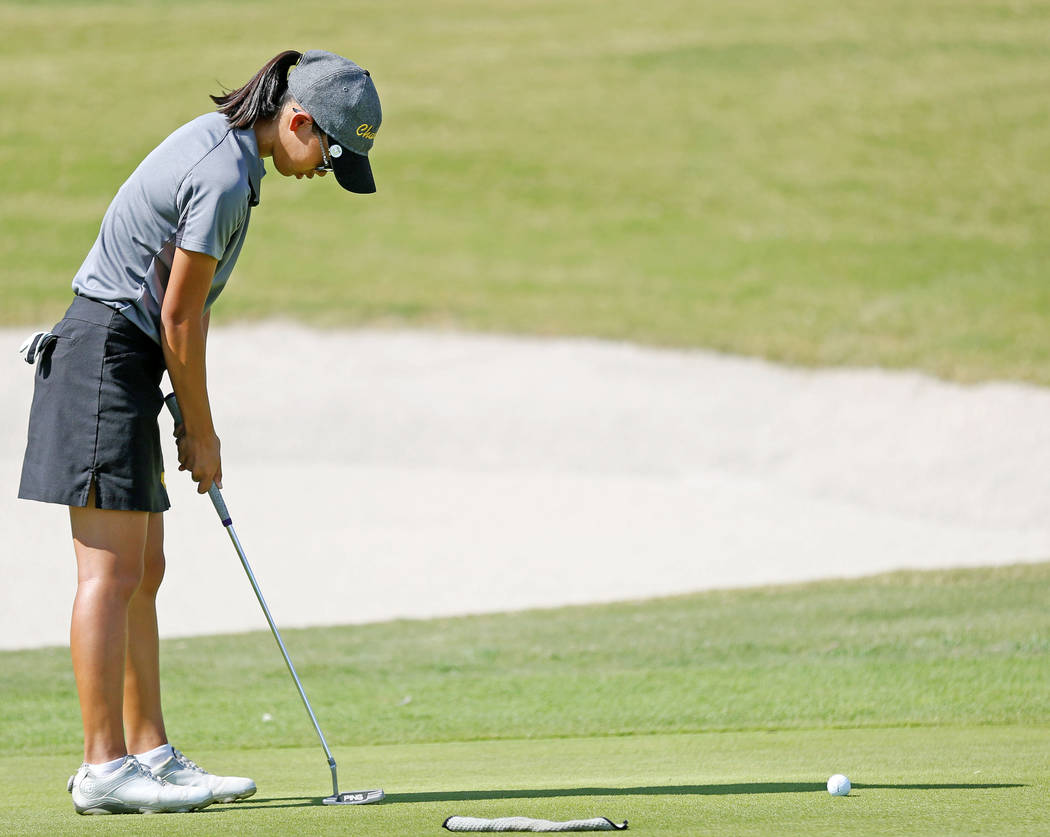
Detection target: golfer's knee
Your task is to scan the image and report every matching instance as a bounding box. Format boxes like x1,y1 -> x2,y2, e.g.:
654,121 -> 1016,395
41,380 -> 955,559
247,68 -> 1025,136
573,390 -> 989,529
79,565 -> 144,604
139,548 -> 166,597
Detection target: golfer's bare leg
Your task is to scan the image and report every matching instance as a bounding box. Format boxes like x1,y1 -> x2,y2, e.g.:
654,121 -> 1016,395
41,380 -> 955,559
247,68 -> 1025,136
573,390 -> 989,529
124,511 -> 168,754
69,484 -> 148,765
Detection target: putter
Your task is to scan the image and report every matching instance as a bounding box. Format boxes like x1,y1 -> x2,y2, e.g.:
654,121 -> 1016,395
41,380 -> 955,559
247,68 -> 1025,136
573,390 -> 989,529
164,393 -> 384,806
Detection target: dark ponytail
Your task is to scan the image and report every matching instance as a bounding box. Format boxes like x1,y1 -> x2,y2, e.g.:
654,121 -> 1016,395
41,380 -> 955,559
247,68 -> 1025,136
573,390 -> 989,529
211,50 -> 302,128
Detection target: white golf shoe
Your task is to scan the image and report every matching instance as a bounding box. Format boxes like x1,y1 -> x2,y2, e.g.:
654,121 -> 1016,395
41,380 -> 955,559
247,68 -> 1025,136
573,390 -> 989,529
151,748 -> 257,803
68,756 -> 213,814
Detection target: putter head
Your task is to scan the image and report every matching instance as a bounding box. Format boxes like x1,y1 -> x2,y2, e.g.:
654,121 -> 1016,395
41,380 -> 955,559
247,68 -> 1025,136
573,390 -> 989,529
323,788 -> 385,805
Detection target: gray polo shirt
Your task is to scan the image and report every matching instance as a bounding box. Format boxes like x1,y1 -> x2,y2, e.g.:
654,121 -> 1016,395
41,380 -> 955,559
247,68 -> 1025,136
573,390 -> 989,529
72,112 -> 265,343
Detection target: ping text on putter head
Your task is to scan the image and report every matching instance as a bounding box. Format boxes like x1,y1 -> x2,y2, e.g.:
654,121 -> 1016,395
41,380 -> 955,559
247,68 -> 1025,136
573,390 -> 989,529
164,393 -> 383,806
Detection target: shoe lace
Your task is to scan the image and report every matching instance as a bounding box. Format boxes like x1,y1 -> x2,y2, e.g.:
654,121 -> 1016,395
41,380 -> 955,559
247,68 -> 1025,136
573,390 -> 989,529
172,749 -> 207,775
130,756 -> 170,785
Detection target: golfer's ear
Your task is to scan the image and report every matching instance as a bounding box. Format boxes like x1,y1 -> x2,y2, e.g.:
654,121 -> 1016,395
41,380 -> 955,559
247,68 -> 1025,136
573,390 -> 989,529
288,110 -> 312,133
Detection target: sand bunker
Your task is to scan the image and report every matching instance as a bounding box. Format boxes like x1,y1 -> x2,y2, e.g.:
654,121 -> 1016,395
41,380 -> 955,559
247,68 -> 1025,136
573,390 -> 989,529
3,325 -> 1048,649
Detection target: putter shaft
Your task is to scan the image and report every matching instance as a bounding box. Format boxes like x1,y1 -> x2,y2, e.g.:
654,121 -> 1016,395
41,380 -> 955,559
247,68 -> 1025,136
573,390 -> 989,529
222,521 -> 341,798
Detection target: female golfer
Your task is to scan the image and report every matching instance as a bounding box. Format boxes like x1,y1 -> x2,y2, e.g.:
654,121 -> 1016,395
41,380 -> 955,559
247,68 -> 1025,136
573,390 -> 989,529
18,49 -> 381,815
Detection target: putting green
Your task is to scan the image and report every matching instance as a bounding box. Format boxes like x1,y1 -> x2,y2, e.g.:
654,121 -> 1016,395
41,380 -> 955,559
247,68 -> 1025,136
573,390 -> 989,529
1,728 -> 1045,835
2,565 -> 1046,834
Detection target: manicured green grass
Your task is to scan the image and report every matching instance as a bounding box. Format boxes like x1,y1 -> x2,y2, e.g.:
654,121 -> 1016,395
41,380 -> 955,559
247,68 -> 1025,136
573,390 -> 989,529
2,1 -> 1049,383
0,564 -> 1047,834
1,729 -> 1047,836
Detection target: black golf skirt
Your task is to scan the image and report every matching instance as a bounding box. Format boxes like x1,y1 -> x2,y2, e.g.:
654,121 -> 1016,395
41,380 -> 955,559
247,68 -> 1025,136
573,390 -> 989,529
18,295 -> 170,512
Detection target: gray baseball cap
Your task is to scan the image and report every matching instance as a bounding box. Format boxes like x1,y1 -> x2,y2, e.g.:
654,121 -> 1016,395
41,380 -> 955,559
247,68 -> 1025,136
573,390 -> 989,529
288,50 -> 382,194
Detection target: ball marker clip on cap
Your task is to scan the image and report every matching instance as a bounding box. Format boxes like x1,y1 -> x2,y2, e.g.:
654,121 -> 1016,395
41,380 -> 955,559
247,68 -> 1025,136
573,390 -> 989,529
289,50 -> 382,194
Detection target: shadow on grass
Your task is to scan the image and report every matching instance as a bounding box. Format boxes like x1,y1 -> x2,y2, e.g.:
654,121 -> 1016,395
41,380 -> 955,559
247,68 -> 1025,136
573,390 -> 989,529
198,798 -> 320,811
227,781 -> 1025,809
381,783 -> 1024,803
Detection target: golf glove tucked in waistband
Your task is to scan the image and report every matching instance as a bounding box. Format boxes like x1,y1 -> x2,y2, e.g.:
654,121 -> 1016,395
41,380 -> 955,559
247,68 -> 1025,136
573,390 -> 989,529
19,332 -> 56,365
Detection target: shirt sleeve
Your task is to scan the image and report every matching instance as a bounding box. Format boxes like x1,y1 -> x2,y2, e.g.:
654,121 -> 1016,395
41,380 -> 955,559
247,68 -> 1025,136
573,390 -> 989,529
174,154 -> 249,260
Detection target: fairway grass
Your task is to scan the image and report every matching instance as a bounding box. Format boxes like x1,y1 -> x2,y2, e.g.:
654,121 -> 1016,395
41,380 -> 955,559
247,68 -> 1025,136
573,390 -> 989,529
2,1 -> 1050,383
0,729 -> 1046,836
0,564 -> 1047,834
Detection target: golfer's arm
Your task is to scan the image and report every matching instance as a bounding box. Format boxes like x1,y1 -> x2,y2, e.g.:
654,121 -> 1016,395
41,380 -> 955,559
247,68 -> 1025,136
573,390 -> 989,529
160,248 -> 218,437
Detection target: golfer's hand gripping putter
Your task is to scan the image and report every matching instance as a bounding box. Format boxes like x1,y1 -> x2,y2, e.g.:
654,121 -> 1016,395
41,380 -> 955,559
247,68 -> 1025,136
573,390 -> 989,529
164,393 -> 384,806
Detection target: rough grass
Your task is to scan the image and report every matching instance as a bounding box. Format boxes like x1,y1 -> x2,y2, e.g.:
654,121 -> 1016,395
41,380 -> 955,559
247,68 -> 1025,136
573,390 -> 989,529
2,562 -> 1050,756
1,0 -> 1049,382
3,563 -> 1048,756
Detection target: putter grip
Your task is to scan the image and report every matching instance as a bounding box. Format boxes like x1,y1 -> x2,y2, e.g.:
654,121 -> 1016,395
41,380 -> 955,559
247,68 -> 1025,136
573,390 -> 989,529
163,393 -> 232,526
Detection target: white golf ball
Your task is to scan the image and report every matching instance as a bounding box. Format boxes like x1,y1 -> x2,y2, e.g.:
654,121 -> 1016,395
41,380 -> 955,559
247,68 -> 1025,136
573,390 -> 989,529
827,774 -> 851,796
